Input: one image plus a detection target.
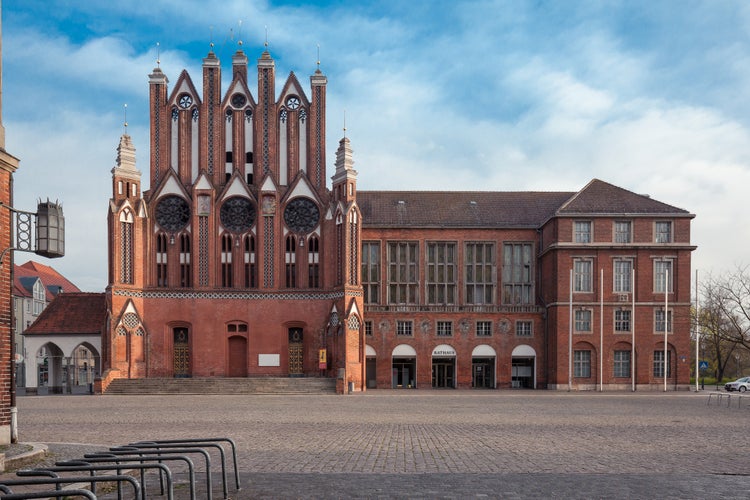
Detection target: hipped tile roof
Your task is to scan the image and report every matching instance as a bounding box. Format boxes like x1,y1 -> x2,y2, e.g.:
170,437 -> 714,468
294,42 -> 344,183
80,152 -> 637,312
14,261 -> 81,301
23,293 -> 106,336
359,179 -> 692,228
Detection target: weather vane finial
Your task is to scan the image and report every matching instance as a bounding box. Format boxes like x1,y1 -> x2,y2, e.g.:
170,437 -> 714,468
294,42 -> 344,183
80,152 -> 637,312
317,44 -> 320,70
209,25 -> 215,51
123,104 -> 128,135
156,42 -> 161,67
264,25 -> 269,48
238,20 -> 243,47
343,109 -> 347,139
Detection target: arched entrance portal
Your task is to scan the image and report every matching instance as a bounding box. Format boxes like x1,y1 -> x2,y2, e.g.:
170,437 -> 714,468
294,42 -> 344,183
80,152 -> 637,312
392,344 -> 416,389
365,345 -> 377,389
431,344 -> 456,388
173,327 -> 191,378
472,344 -> 496,389
511,344 -> 536,388
288,328 -> 303,376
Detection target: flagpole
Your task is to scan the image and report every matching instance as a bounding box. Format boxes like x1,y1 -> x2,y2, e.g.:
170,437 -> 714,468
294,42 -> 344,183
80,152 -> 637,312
695,269 -> 699,392
569,269 -> 573,392
600,268 -> 603,392
631,267 -> 636,392
664,269 -> 669,392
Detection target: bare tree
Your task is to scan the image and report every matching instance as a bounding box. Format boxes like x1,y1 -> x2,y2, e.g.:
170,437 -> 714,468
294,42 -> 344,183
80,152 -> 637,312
698,266 -> 750,381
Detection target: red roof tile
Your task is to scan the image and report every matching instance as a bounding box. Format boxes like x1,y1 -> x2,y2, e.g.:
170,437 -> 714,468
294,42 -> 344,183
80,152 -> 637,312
23,293 -> 106,336
15,261 -> 81,301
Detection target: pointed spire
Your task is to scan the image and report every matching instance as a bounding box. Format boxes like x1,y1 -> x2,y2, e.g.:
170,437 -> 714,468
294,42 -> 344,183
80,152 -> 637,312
334,135 -> 356,178
115,133 -> 137,172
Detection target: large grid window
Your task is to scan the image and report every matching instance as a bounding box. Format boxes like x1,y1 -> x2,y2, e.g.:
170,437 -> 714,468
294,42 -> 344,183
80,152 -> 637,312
396,320 -> 413,336
613,259 -> 632,293
654,259 -> 673,293
426,242 -> 456,305
575,309 -> 592,332
465,242 -> 495,304
614,309 -> 631,332
573,259 -> 593,292
502,243 -> 533,304
655,221 -> 672,243
361,242 -> 381,304
516,321 -> 532,337
436,321 -> 452,337
653,350 -> 672,377
388,242 -> 419,304
574,350 -> 591,378
614,350 -> 631,378
575,221 -> 592,243
614,221 -> 632,244
655,309 -> 672,332
476,321 -> 492,337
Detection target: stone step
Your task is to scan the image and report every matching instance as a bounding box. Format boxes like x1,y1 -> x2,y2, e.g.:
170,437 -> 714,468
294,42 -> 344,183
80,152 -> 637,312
105,377 -> 337,395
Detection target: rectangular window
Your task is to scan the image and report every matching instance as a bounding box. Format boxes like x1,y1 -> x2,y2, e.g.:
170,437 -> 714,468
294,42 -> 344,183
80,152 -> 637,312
426,242 -> 456,305
613,259 -> 632,293
388,242 -> 419,304
516,321 -> 532,337
361,242 -> 381,304
396,320 -> 413,336
574,350 -> 591,378
614,350 -> 631,378
465,242 -> 495,304
476,321 -> 492,337
655,221 -> 672,243
436,321 -> 453,337
365,321 -> 373,337
654,259 -> 673,293
575,221 -> 592,243
654,309 -> 672,332
502,243 -> 533,304
653,350 -> 672,377
614,309 -> 631,332
573,259 -> 593,292
614,221 -> 632,244
575,309 -> 592,332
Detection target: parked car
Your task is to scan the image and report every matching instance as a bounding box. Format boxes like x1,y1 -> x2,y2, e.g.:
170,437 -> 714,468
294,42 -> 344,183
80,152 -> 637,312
725,377 -> 750,392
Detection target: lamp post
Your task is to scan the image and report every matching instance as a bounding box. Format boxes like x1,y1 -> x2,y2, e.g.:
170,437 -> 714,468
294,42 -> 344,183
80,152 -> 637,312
0,199 -> 64,443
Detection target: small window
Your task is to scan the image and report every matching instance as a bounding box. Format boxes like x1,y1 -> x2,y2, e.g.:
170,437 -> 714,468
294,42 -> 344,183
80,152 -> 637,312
575,309 -> 592,332
436,321 -> 452,337
516,321 -> 532,337
655,309 -> 672,333
476,321 -> 492,337
655,221 -> 672,243
573,259 -> 593,293
614,221 -> 632,243
246,151 -> 253,163
614,350 -> 631,378
614,309 -> 631,332
225,151 -> 233,163
574,350 -> 591,378
365,321 -> 373,337
396,320 -> 413,337
575,221 -> 592,243
653,350 -> 672,377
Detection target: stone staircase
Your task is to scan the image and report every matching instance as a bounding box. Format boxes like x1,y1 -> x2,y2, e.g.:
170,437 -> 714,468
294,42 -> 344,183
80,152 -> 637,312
104,377 -> 337,395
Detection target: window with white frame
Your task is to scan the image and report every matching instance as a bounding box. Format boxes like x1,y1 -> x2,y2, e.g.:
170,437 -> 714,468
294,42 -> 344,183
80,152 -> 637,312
614,221 -> 632,244
575,309 -> 592,332
614,350 -> 631,378
573,259 -> 593,292
516,321 -> 532,337
613,259 -> 632,293
502,243 -> 533,305
655,221 -> 672,243
575,221 -> 592,243
654,309 -> 672,332
614,309 -> 631,332
476,321 -> 492,337
396,320 -> 413,336
436,321 -> 453,337
574,350 -> 591,377
653,259 -> 673,293
653,350 -> 671,377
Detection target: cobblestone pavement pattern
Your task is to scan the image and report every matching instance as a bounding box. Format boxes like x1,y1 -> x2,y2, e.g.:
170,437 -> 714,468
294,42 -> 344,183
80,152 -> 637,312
3,391 -> 750,498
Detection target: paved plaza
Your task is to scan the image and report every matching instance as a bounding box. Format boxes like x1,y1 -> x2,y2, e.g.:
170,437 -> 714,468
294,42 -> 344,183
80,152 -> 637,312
7,391 -> 750,498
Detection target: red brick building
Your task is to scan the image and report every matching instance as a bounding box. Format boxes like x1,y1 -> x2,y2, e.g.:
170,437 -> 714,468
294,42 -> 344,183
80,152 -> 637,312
102,45 -> 695,392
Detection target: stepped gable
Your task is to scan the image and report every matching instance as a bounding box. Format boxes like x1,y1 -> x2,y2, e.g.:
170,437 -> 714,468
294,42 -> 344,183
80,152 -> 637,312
16,261 -> 81,300
358,190 -> 574,228
24,292 -> 106,335
556,178 -> 693,216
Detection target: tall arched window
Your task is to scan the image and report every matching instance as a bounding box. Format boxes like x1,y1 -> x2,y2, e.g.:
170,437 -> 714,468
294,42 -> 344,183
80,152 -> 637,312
285,235 -> 297,288
180,233 -> 191,287
221,233 -> 233,287
244,234 -> 256,288
119,209 -> 134,284
156,232 -> 168,287
308,235 -> 320,288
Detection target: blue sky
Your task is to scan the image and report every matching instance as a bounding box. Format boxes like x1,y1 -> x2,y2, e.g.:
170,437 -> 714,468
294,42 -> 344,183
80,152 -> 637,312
3,1 -> 749,291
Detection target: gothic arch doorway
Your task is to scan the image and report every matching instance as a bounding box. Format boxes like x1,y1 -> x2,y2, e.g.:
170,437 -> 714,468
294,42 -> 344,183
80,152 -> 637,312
173,327 -> 191,378
288,328 -> 303,376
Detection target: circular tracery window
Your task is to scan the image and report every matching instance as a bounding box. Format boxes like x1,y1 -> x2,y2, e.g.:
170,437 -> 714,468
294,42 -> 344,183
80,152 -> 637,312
220,197 -> 256,233
283,197 -> 320,234
155,195 -> 190,232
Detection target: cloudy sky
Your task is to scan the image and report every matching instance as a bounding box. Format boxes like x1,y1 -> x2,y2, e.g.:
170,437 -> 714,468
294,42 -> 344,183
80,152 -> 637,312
3,1 -> 749,291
